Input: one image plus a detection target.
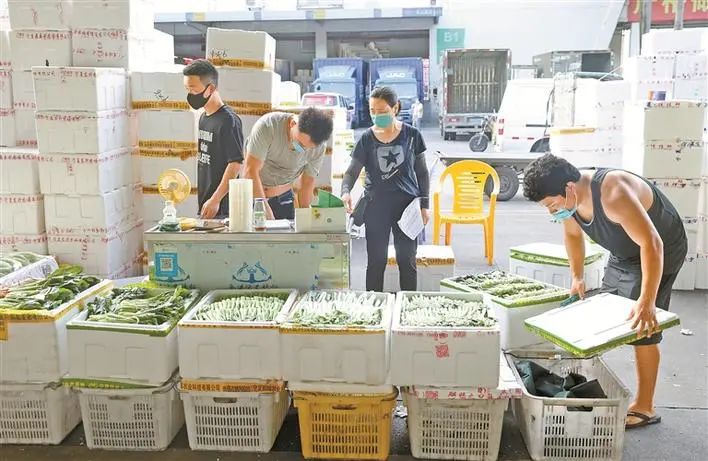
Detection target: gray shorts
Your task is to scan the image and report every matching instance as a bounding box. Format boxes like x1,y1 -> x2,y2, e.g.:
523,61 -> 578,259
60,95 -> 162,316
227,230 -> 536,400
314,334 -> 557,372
600,264 -> 679,346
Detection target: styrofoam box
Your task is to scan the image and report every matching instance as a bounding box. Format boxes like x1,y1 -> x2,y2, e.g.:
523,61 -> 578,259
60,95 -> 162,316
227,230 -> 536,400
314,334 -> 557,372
623,55 -> 676,81
629,80 -> 674,102
130,68 -> 189,110
280,291 -> 394,385
44,185 -> 139,234
0,30 -> 11,68
0,255 -> 57,287
178,289 -> 298,380
695,253 -> 708,290
38,148 -> 133,195
673,78 -> 708,102
0,146 -> 39,194
48,219 -> 144,276
279,80 -> 301,105
624,101 -> 706,141
72,28 -> 174,70
384,244 -> 455,293
698,216 -> 708,254
14,107 -> 36,146
36,109 -> 129,154
553,147 -> 624,170
699,178 -> 708,215
675,254 -> 698,291
10,30 -> 72,71
0,279 -> 112,383
142,187 -> 199,221
138,149 -> 197,186
0,108 -> 15,147
0,233 -> 48,254
0,69 -> 12,109
642,28 -> 708,55
390,291 -> 501,387
206,28 -> 276,70
675,53 -> 708,79
137,110 -> 198,145
685,217 -> 699,254
0,194 -> 44,234
11,69 -> 34,110
70,0 -> 154,34
241,114 -> 260,138
219,68 -> 280,109
0,382 -> 81,445
8,0 -> 72,30
33,66 -> 127,111
623,140 -> 705,179
650,178 -> 702,217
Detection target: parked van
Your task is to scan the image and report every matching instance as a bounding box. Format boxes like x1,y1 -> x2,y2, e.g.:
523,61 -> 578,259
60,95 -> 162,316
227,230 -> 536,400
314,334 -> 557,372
492,78 -> 553,153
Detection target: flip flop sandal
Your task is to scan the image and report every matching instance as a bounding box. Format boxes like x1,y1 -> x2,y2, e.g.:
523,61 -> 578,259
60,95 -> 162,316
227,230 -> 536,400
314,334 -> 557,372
625,411 -> 662,429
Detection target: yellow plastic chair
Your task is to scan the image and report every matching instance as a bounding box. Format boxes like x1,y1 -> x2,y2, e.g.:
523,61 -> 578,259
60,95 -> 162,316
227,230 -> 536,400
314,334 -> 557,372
433,160 -> 500,265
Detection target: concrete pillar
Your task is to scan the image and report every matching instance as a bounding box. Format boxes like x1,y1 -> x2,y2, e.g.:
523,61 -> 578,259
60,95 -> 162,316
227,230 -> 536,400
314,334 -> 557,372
315,27 -> 327,59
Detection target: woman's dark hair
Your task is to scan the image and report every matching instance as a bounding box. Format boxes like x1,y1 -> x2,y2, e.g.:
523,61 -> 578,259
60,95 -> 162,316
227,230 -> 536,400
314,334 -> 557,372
523,154 -> 581,202
370,86 -> 400,115
298,107 -> 334,145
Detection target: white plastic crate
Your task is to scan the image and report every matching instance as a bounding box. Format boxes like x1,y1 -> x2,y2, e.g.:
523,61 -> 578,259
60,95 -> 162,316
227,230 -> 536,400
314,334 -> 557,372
66,289 -> 200,386
9,30 -> 72,71
384,244 -> 455,293
390,291 -> 501,387
0,194 -> 45,234
0,279 -> 112,383
0,382 -> 81,445
506,352 -> 630,461
32,66 -> 127,111
0,233 -> 48,254
280,291 -> 394,385
0,146 -> 40,194
181,389 -> 289,452
508,242 -> 606,291
38,148 -> 134,195
36,109 -> 130,154
650,178 -> 702,217
77,379 -> 184,451
178,289 -> 298,381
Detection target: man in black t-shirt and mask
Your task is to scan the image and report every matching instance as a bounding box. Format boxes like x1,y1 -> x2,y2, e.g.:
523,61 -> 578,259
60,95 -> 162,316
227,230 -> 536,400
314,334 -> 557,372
183,60 -> 244,219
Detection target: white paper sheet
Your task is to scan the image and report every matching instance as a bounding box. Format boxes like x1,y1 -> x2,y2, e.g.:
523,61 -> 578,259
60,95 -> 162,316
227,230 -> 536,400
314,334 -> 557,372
398,198 -> 424,240
266,219 -> 292,230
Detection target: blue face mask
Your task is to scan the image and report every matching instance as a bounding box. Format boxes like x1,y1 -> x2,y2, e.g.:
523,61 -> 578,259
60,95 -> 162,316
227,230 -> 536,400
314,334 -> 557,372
372,113 -> 393,129
551,192 -> 578,223
292,140 -> 306,154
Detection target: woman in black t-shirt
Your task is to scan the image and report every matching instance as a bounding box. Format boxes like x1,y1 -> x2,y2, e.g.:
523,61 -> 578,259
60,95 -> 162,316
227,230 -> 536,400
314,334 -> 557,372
341,87 -> 430,291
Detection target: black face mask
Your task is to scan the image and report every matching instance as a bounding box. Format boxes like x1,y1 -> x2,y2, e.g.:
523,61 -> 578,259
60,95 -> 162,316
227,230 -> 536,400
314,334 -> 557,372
187,85 -> 212,110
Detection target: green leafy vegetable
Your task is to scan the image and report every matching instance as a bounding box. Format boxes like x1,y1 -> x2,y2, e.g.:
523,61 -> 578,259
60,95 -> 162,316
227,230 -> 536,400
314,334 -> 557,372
0,265 -> 100,311
401,295 -> 496,327
194,294 -> 286,322
288,291 -> 384,327
85,286 -> 193,326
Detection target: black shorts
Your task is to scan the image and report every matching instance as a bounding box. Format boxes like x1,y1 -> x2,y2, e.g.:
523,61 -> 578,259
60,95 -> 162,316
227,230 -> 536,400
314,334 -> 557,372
600,263 -> 680,346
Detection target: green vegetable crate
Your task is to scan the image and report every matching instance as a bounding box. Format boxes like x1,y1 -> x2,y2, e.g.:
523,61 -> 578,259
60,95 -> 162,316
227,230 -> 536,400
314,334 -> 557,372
390,291 -> 501,387
65,287 -> 201,387
441,271 -> 569,351
178,289 -> 298,381
0,252 -> 57,287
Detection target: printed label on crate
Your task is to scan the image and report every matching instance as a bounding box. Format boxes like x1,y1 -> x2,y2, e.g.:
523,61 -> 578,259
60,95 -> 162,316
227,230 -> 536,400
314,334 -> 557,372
138,140 -> 198,150
0,318 -> 7,340
180,379 -> 286,393
223,100 -> 273,116
14,30 -> 71,40
143,185 -> 198,195
408,386 -> 522,400
139,148 -> 197,161
132,100 -> 190,110
207,55 -> 272,70
62,377 -> 159,390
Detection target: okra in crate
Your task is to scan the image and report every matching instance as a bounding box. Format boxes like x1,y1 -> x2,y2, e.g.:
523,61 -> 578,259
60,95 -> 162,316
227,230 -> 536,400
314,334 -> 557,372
441,271 -> 568,350
66,285 -> 201,387
178,289 -> 298,380
0,265 -> 110,383
280,290 -> 394,385
390,291 -> 500,387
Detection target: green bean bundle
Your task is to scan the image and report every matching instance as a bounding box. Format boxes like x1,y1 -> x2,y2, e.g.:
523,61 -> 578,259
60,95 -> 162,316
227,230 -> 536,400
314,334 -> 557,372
289,291 -> 384,327
194,295 -> 285,322
401,295 -> 496,327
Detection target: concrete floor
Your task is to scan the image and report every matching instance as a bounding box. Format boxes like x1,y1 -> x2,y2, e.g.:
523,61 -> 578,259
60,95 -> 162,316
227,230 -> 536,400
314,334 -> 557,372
3,127 -> 707,461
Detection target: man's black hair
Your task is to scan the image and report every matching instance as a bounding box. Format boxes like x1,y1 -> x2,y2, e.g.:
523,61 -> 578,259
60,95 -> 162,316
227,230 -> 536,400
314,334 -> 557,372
298,107 -> 334,145
183,59 -> 219,87
523,154 -> 581,202
370,86 -> 400,115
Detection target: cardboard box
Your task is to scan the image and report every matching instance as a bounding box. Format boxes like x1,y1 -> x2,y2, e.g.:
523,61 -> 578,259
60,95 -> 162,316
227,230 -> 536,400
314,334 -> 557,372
11,69 -> 34,110
384,245 -> 456,293
33,66 -> 127,111
650,178 -> 703,217
8,0 -> 72,30
137,109 -> 198,147
624,101 -> 706,141
674,53 -> 708,79
38,148 -> 133,195
10,30 -> 72,71
0,232 -> 48,254
72,28 -> 174,70
219,68 -> 280,115
14,108 -> 36,147
0,194 -> 45,234
138,148 -> 198,187
0,69 -> 12,109
623,55 -> 676,81
623,140 -> 705,179
294,207 -> 346,233
36,109 -> 129,154
206,28 -> 275,70
130,68 -> 189,110
0,108 -> 16,147
0,146 -> 40,194
70,0 -> 153,34
44,184 -> 141,235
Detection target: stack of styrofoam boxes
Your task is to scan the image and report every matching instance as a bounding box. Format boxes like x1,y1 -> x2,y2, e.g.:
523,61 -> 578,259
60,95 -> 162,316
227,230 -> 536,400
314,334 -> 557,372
130,68 -> 200,229
177,289 -> 297,452
383,245 -> 455,293
624,54 -> 677,102
278,80 -> 301,106
623,100 -> 706,290
206,27 -> 279,139
293,68 -> 313,98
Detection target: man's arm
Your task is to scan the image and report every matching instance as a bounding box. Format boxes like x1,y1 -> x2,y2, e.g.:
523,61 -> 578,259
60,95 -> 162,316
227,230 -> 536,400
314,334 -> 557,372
563,217 -> 586,296
201,161 -> 241,218
298,173 -> 316,208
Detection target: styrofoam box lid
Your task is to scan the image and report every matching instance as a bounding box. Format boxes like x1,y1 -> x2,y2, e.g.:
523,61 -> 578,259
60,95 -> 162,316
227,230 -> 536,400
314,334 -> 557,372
510,242 -> 606,265
524,292 -> 680,357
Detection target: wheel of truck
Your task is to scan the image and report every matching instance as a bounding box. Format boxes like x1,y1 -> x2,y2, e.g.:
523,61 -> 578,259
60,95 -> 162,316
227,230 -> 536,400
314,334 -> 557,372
449,132 -> 457,141
468,133 -> 489,152
443,131 -> 451,141
484,166 -> 519,201
530,137 -> 550,153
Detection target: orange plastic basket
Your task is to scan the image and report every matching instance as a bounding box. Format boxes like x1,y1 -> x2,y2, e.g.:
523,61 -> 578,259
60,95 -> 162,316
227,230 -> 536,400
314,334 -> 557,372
293,390 -> 397,460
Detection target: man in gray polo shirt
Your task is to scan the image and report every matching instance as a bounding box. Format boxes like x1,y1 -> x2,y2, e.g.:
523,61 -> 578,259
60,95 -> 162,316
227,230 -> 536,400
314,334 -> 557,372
241,107 -> 334,219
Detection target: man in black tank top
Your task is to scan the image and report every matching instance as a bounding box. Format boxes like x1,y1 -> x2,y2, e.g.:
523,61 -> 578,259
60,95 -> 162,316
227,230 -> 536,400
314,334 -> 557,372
523,154 -> 688,430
